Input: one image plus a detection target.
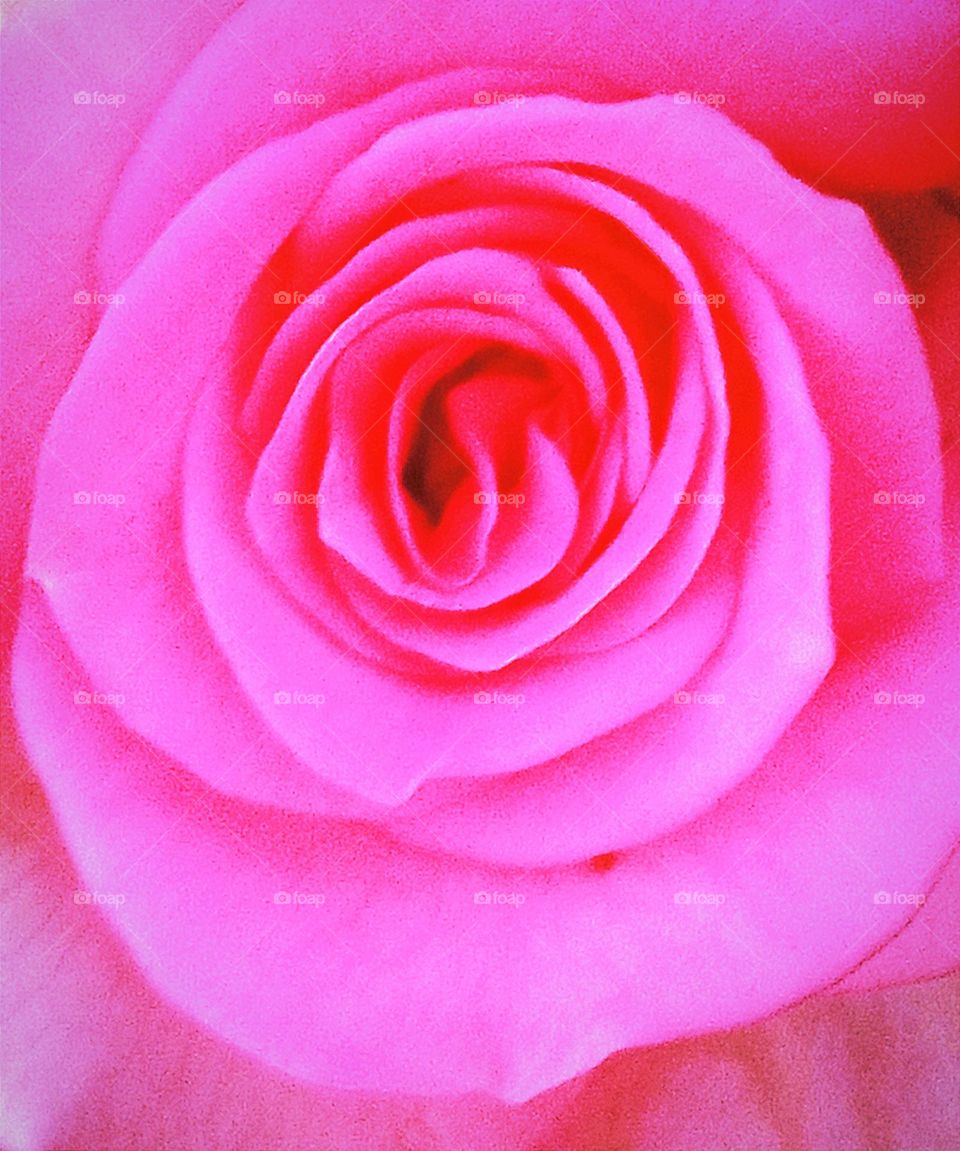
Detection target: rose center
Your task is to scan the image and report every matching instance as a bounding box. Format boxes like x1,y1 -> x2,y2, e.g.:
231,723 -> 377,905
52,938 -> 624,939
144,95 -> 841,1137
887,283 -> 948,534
401,344 -> 554,528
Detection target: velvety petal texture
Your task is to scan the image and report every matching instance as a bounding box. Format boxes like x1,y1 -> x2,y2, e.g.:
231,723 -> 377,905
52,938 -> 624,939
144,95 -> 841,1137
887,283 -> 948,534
2,777 -> 958,1149
2,0 -> 958,1147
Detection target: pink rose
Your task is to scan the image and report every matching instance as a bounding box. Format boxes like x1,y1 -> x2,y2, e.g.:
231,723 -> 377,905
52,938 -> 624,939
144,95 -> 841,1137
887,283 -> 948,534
3,1 -> 958,1148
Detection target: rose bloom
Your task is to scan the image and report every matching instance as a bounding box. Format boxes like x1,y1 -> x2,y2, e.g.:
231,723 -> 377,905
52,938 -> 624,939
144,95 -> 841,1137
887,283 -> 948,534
2,1 -> 959,1148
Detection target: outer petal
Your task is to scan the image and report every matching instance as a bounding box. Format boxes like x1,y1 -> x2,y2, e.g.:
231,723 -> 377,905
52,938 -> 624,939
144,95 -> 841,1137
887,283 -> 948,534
95,0 -> 960,293
2,760 -> 956,1151
833,847 -> 960,993
0,0 -> 240,610
0,771 -> 580,1151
